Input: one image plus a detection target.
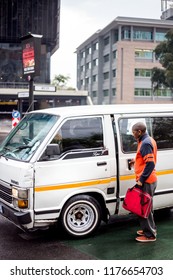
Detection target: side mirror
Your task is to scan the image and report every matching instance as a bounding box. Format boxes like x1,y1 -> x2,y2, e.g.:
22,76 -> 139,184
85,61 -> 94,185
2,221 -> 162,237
39,144 -> 60,161
46,144 -> 60,156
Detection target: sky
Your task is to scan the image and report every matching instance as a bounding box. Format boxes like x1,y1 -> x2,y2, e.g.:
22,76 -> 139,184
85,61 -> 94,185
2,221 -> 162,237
50,0 -> 167,88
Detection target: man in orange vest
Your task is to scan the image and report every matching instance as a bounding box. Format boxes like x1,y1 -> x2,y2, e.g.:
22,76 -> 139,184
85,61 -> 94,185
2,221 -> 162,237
131,122 -> 157,242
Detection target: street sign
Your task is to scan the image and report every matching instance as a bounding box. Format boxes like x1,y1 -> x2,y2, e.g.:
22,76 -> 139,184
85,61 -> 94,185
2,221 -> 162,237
34,85 -> 56,92
12,111 -> 20,119
12,111 -> 20,128
18,92 -> 29,98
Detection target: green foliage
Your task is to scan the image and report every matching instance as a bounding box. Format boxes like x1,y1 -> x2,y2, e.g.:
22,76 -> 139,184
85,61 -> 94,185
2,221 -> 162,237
151,67 -> 167,92
152,29 -> 173,92
52,74 -> 70,88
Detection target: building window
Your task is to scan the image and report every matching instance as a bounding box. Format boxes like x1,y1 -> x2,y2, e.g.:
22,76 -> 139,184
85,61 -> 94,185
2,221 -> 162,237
92,75 -> 97,82
134,89 -> 152,96
92,90 -> 97,97
112,69 -> 116,78
104,54 -> 109,63
113,50 -> 117,59
86,62 -> 91,70
113,30 -> 118,43
80,51 -> 85,58
93,42 -> 98,51
86,47 -> 91,56
104,36 -> 109,46
133,30 -> 153,41
93,58 -> 98,67
157,89 -> 172,97
103,89 -> 109,96
135,88 -> 172,97
112,88 -> 116,96
122,27 -> 131,39
155,32 -> 166,42
135,69 -> 151,77
80,65 -> 85,72
103,72 -> 109,80
85,77 -> 90,86
135,49 -> 153,59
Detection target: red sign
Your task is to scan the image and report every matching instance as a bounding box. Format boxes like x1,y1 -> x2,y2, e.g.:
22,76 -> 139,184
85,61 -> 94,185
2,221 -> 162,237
21,34 -> 42,77
22,42 -> 35,75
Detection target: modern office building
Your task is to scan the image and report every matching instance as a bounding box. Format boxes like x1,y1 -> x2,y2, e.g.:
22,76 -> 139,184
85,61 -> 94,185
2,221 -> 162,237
76,6 -> 173,104
0,0 -> 60,84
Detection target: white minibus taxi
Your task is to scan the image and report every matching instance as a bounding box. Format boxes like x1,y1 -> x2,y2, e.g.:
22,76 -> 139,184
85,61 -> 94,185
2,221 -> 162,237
0,104 -> 173,238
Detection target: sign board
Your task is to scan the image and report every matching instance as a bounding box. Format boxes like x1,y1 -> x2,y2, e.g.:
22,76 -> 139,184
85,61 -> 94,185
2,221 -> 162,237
12,111 -> 20,119
12,111 -> 21,128
34,85 -> 56,92
18,92 -> 29,98
21,33 -> 42,78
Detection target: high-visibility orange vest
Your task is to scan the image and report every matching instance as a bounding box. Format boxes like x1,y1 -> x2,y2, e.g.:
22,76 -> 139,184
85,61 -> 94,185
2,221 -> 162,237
134,134 -> 157,184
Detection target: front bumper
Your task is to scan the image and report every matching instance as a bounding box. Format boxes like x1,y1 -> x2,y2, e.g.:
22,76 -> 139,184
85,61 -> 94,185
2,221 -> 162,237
0,202 -> 31,226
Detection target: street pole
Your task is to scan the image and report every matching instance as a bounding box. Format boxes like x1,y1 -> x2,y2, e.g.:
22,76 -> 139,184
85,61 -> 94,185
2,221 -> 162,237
21,33 -> 42,113
28,75 -> 34,111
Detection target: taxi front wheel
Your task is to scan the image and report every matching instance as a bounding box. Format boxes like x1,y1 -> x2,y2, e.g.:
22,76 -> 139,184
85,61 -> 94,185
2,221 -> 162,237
60,195 -> 101,238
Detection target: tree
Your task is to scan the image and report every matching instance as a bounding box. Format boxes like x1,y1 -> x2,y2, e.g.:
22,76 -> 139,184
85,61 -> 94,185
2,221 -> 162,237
151,67 -> 167,93
52,74 -> 70,88
152,29 -> 173,92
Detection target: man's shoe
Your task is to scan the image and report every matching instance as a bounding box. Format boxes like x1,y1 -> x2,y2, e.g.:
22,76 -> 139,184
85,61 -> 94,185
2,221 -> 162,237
137,230 -> 144,236
136,235 -> 156,242
137,230 -> 157,236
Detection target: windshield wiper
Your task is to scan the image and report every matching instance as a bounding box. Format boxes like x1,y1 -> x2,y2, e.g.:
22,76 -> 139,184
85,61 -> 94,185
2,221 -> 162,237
0,147 -> 11,157
13,140 -> 40,152
14,145 -> 32,150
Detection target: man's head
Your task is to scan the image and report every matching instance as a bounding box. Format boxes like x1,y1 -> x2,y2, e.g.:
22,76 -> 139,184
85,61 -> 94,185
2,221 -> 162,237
132,122 -> 146,140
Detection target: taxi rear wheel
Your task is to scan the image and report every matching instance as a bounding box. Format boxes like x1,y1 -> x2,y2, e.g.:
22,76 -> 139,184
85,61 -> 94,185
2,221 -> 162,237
60,195 -> 101,238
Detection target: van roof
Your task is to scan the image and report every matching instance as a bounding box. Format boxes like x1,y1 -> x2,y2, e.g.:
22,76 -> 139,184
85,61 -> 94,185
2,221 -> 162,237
32,104 -> 173,117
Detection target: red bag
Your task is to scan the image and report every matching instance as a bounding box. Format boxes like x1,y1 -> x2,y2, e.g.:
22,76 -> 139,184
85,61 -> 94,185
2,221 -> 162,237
123,185 -> 152,218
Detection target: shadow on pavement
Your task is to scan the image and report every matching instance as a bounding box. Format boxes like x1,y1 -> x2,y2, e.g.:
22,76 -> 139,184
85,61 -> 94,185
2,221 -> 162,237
0,208 -> 172,260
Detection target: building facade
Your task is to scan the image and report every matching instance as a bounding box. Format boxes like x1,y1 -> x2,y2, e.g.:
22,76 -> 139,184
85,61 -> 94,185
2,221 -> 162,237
76,16 -> 173,104
0,0 -> 60,84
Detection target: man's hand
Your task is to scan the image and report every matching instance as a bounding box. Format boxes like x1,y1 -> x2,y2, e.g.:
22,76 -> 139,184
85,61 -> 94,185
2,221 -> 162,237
137,181 -> 142,186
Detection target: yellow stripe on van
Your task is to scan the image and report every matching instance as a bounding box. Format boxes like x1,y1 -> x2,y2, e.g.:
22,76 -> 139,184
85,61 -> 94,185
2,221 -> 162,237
35,176 -> 116,192
156,170 -> 173,176
120,169 -> 173,181
35,169 -> 173,192
120,174 -> 136,181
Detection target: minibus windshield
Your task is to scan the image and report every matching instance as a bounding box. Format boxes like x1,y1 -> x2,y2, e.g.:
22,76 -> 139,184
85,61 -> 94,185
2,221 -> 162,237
0,113 -> 59,161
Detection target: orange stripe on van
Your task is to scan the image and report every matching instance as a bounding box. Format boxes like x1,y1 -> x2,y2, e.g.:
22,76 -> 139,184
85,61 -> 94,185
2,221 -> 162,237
35,170 -> 173,192
156,170 -> 173,176
35,176 -> 116,192
120,170 -> 173,181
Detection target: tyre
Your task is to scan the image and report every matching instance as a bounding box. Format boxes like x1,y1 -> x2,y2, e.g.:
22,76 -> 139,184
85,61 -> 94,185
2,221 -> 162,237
60,195 -> 101,238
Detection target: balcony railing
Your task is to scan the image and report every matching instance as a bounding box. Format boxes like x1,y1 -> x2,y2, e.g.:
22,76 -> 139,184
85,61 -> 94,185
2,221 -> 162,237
0,82 -> 28,89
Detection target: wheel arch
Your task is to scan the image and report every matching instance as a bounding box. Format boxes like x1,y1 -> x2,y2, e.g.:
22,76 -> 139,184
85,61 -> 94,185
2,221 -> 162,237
60,191 -> 108,223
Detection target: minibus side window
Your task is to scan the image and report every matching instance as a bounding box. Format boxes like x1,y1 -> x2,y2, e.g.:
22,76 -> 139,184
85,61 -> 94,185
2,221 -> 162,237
119,117 -> 173,153
151,117 -> 173,149
49,117 -> 104,157
119,118 -> 150,153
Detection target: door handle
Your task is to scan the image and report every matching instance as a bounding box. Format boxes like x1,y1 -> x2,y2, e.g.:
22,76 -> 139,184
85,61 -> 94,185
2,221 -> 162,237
127,159 -> 134,170
97,161 -> 107,166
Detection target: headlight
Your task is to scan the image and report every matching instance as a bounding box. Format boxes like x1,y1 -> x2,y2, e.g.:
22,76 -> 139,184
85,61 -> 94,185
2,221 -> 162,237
12,188 -> 18,198
12,188 -> 28,199
12,188 -> 29,209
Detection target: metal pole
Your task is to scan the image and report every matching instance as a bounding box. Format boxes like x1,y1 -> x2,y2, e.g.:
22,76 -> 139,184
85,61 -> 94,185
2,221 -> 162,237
28,76 -> 34,111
